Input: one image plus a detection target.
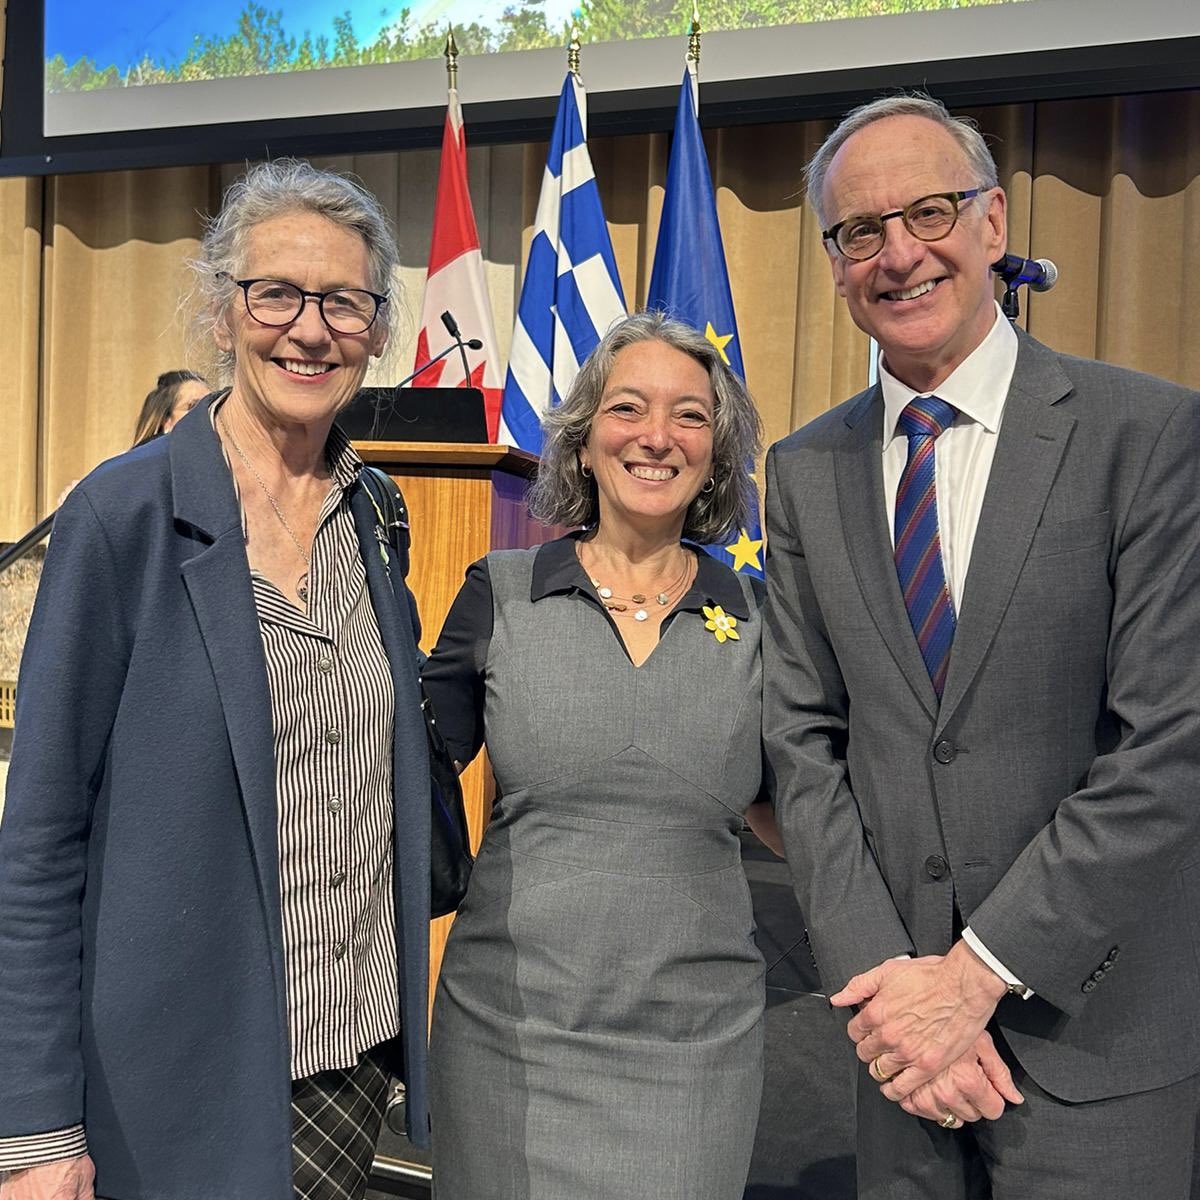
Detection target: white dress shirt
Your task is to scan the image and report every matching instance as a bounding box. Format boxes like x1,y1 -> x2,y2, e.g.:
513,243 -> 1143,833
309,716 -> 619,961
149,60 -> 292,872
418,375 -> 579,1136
878,304 -> 1031,997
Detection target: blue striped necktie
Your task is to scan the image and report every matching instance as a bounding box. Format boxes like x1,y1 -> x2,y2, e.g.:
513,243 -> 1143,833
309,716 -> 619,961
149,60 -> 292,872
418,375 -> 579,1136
894,395 -> 957,698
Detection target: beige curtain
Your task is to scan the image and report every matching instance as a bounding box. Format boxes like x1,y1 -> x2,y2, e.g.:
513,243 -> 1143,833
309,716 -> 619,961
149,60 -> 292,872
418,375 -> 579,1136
3,51 -> 1199,540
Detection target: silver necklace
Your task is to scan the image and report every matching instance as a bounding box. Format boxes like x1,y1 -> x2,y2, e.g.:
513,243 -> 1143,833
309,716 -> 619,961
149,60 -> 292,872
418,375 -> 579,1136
219,410 -> 312,603
577,544 -> 694,622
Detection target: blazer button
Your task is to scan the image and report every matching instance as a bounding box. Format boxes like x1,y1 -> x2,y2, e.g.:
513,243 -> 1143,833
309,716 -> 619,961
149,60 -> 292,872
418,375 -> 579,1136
1092,969 -> 1105,982
933,740 -> 956,764
1082,979 -> 1097,993
1108,946 -> 1121,960
924,855 -> 948,880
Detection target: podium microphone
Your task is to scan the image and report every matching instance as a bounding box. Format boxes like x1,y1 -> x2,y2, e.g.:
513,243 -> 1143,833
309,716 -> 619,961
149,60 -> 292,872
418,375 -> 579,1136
394,339 -> 480,390
992,253 -> 1058,293
441,310 -> 475,382
366,334 -> 484,438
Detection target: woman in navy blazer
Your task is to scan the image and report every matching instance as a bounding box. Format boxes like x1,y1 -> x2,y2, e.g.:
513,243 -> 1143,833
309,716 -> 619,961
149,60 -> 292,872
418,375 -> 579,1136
0,161 -> 430,1200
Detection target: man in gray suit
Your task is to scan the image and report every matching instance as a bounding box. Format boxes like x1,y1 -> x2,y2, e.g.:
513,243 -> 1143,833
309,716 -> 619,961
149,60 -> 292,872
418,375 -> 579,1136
763,92 -> 1200,1198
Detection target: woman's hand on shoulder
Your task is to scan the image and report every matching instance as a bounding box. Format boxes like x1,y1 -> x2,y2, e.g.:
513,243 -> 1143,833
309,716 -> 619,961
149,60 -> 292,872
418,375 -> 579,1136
0,1155 -> 95,1200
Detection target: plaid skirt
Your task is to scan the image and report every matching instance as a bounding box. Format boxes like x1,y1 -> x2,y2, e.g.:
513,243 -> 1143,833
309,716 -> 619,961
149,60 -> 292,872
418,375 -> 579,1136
292,1043 -> 392,1200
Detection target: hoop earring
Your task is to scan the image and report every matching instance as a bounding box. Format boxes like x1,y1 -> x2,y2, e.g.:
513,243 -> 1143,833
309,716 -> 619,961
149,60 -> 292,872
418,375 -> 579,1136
701,476 -> 715,494
580,463 -> 593,478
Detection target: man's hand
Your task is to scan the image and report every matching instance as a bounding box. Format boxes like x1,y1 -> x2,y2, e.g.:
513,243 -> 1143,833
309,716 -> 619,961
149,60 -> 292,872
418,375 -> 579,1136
830,941 -> 1009,1100
898,1031 -> 1024,1126
0,1156 -> 95,1200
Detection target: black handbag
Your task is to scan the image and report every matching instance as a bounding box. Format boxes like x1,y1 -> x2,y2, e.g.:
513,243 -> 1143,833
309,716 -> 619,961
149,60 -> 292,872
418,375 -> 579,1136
361,465 -> 473,918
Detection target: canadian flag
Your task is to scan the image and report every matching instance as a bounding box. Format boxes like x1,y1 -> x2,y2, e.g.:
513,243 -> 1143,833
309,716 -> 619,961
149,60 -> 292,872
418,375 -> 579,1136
410,87 -> 504,442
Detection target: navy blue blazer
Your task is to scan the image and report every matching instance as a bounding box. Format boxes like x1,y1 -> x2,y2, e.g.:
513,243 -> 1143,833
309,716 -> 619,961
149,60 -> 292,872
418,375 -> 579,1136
0,399 -> 430,1198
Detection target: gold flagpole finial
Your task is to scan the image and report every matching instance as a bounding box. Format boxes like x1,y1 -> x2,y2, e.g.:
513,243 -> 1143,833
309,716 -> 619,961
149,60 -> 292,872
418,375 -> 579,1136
687,3 -> 701,74
444,26 -> 459,91
568,26 -> 581,77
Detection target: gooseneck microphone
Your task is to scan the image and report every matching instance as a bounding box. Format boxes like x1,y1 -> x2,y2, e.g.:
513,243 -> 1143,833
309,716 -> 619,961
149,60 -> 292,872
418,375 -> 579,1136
441,310 -> 473,382
396,341 -> 475,389
992,253 -> 1059,293
365,334 -> 486,438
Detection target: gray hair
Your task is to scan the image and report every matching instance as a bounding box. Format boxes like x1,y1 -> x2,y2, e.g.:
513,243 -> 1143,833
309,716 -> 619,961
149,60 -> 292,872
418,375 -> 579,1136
804,92 -> 1000,228
189,158 -> 400,377
528,311 -> 763,544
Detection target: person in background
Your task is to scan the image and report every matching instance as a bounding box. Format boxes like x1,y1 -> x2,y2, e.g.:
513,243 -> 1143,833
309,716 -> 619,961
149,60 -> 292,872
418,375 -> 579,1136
764,91 -> 1200,1199
0,158 -> 430,1200
130,368 -> 212,446
423,311 -> 780,1199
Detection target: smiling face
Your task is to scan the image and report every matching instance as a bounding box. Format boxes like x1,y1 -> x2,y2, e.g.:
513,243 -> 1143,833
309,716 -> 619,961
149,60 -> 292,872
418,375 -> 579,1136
215,210 -> 386,435
822,113 -> 1007,393
580,339 -> 715,541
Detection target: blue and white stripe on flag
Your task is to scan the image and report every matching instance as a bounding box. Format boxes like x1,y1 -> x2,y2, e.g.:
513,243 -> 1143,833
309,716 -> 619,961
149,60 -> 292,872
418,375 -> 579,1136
500,72 -> 627,454
646,62 -> 765,579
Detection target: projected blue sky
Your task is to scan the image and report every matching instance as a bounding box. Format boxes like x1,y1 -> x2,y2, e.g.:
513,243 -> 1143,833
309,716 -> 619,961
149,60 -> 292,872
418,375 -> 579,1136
46,2 -> 581,68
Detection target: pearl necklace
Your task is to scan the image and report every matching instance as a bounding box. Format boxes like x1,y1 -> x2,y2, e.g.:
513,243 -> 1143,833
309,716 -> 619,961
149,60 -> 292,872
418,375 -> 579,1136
577,543 -> 695,622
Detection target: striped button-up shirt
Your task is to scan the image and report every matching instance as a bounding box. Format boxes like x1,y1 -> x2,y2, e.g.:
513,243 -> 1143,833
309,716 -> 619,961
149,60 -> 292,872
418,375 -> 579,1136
253,418 -> 401,1079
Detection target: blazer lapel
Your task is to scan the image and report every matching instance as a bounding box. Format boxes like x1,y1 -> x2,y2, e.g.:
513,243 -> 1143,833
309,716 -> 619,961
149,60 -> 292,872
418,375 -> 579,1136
937,333 -> 1076,729
835,385 -> 940,719
350,483 -> 431,980
170,404 -> 284,959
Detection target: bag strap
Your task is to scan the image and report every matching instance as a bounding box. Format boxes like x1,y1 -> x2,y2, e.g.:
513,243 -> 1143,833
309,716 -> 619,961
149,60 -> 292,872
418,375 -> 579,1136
360,465 -> 411,580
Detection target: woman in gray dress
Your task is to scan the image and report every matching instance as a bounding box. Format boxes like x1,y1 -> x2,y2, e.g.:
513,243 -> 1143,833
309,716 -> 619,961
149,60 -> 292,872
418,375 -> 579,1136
422,311 -> 780,1198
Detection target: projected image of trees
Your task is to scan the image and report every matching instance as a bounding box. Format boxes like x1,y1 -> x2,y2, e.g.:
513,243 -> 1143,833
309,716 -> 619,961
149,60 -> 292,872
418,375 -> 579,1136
45,0 -> 1026,93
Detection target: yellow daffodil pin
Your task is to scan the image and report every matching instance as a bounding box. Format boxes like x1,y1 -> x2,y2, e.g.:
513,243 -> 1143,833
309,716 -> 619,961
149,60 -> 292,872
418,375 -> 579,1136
703,605 -> 739,644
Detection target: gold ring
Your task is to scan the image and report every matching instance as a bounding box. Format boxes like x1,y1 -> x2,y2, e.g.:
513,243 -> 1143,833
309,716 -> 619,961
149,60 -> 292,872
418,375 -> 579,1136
939,1112 -> 957,1129
869,1056 -> 895,1084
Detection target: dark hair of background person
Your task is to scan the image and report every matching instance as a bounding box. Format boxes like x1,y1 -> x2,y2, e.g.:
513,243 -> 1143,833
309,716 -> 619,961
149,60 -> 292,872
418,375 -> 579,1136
132,369 -> 209,447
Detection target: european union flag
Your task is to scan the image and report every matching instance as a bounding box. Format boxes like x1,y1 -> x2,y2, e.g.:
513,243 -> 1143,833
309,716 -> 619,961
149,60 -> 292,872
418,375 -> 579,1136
646,64 -> 764,579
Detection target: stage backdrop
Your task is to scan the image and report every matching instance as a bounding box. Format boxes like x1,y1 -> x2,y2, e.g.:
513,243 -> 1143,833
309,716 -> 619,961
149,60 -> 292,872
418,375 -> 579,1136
1,6 -> 1198,540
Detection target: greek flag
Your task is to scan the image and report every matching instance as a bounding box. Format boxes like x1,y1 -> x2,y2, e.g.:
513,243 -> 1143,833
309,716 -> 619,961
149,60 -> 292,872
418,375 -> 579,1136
500,72 -> 626,454
646,63 -> 765,579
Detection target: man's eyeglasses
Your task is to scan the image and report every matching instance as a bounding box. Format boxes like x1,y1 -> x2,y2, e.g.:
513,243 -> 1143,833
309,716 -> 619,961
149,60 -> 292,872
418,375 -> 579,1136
822,190 -> 983,262
223,275 -> 388,335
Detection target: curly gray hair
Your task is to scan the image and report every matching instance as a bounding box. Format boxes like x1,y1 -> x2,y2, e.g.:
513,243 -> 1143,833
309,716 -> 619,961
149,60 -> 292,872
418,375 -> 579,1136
189,158 -> 400,378
527,311 -> 763,544
804,92 -> 1000,228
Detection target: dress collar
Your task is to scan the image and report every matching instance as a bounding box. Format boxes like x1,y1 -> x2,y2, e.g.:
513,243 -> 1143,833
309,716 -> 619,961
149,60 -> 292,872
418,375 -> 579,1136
530,532 -> 750,620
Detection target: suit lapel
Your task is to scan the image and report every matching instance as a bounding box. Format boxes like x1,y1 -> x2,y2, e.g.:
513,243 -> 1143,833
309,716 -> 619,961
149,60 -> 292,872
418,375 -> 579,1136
170,403 -> 284,960
937,333 -> 1076,729
835,386 -> 940,719
350,483 -> 431,984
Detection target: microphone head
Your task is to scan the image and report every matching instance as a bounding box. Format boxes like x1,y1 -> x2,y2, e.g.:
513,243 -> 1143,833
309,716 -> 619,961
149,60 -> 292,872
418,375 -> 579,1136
1031,258 -> 1059,292
440,310 -> 462,338
465,338 -> 484,351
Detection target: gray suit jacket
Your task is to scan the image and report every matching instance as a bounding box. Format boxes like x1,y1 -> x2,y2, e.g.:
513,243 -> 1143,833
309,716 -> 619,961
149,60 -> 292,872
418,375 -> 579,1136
763,329 -> 1200,1103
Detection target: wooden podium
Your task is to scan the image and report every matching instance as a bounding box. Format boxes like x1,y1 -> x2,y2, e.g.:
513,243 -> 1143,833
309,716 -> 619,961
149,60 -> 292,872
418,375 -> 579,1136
354,440 -> 551,1012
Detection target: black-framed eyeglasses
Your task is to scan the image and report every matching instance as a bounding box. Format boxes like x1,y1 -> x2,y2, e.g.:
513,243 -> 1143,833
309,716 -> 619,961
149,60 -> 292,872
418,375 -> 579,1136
822,189 -> 983,262
224,275 -> 388,335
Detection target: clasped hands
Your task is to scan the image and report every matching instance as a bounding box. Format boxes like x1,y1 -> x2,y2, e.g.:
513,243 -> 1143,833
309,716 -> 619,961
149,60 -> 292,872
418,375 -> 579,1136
830,941 -> 1024,1129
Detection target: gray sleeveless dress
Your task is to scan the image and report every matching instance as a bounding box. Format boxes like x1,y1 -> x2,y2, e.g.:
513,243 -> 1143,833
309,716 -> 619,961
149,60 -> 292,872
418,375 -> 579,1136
425,538 -> 765,1199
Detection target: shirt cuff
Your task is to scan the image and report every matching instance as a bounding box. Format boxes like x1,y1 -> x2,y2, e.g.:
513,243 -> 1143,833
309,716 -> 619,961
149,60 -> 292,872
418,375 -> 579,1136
0,1126 -> 88,1172
962,927 -> 1034,999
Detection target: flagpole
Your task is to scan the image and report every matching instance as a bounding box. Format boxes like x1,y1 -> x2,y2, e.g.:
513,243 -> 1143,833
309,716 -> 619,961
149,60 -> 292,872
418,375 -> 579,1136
568,25 -> 581,78
688,3 -> 701,77
444,26 -> 458,92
